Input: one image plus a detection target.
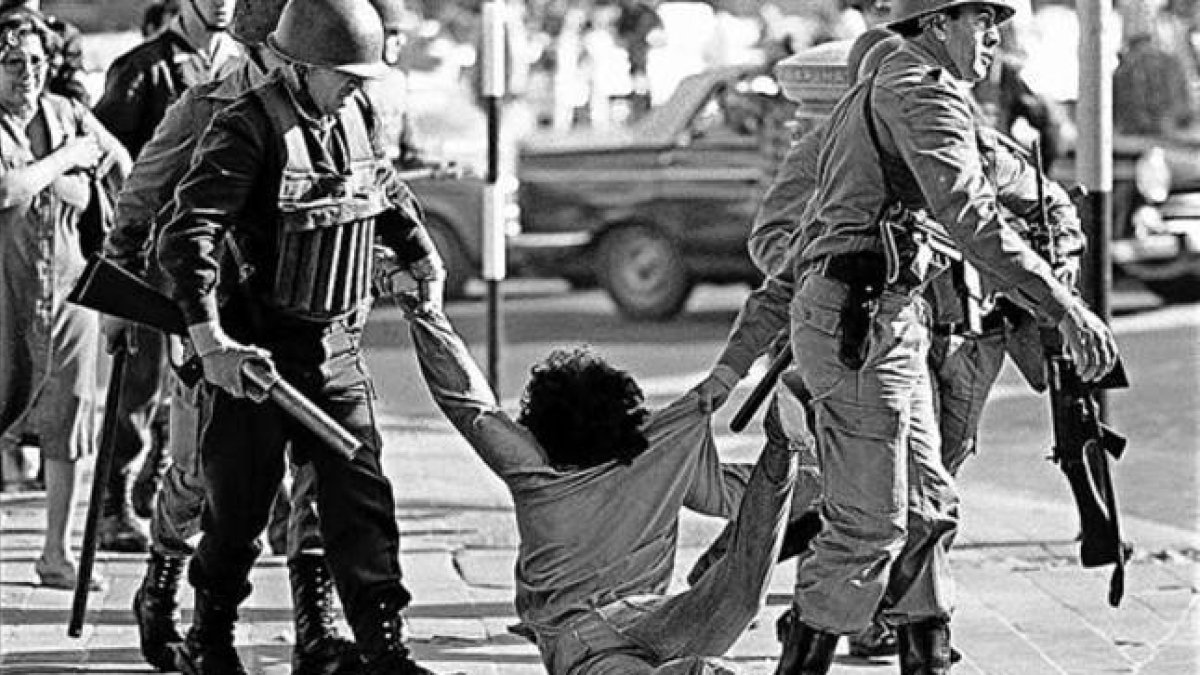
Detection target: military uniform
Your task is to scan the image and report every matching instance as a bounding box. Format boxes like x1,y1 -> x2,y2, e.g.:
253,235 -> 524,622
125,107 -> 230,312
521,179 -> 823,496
105,45 -> 367,670
158,70 -> 440,668
785,38 -> 1077,639
92,16 -> 240,551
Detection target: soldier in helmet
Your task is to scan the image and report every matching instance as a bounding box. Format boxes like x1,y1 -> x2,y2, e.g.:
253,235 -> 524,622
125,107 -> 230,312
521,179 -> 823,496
774,2 -> 1119,673
156,0 -> 443,673
92,0 -> 240,557
107,2 -> 377,672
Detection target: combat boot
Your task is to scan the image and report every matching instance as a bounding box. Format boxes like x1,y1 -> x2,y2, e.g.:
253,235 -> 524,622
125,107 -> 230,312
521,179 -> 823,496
359,596 -> 436,675
774,606 -> 838,675
99,471 -> 150,552
897,618 -> 952,675
176,583 -> 251,675
290,555 -> 363,674
132,550 -> 186,671
131,416 -> 169,518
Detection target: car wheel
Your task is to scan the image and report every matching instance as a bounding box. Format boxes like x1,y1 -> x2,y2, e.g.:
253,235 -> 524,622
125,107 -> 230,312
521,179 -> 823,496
598,225 -> 692,320
1142,274 -> 1200,303
426,216 -> 472,299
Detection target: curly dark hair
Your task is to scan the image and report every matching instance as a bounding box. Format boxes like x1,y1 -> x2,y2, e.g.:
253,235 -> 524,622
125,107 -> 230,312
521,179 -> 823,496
517,347 -> 650,471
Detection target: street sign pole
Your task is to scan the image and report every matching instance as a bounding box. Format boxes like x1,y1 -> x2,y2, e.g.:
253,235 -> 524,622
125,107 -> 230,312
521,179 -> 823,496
1077,0 -> 1114,418
482,0 -> 506,396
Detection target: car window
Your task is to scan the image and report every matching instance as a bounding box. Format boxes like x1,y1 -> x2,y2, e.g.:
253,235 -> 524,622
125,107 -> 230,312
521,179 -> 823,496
687,76 -> 778,143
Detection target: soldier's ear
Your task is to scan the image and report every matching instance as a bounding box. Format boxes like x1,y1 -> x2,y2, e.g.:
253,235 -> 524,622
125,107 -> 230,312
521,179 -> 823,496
925,13 -> 950,41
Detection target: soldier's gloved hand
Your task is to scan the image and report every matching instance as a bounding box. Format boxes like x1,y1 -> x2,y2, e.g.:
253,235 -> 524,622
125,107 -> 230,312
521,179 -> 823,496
689,365 -> 740,414
371,244 -> 420,298
1056,298 -> 1119,382
408,254 -> 446,316
100,315 -> 137,355
187,321 -> 275,400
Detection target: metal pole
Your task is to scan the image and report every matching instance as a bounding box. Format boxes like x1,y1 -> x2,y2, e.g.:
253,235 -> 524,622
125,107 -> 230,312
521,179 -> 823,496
1077,0 -> 1114,418
482,0 -> 507,396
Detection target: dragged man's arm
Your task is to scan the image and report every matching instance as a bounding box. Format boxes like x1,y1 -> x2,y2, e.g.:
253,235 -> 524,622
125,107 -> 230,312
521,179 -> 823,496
410,311 -> 545,476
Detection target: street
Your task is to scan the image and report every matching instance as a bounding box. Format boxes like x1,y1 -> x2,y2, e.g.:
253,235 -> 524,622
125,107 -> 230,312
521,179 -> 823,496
363,280 -> 1199,544
1,280 -> 1195,674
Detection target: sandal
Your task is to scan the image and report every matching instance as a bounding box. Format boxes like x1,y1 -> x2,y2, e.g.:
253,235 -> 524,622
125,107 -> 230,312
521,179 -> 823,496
35,557 -> 107,591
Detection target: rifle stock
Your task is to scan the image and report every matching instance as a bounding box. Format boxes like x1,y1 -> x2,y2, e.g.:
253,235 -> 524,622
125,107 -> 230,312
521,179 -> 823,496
68,257 -> 361,461
68,347 -> 128,637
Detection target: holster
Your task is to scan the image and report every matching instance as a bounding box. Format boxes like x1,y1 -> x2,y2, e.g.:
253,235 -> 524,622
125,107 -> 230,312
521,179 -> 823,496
823,252 -> 886,370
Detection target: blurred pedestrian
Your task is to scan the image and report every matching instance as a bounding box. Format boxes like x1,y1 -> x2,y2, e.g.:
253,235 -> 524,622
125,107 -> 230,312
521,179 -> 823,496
0,11 -> 130,590
91,0 -> 238,555
0,0 -> 89,104
1114,0 -> 1195,134
155,0 -> 444,671
614,0 -> 662,117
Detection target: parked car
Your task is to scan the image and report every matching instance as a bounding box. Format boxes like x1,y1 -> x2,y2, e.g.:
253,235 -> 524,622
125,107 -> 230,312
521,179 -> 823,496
405,171 -> 484,299
511,65 -> 794,319
1060,133 -> 1200,304
512,43 -> 1200,319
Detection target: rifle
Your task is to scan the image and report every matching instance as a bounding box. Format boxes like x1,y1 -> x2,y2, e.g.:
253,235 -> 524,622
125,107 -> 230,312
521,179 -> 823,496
67,256 -> 362,462
1031,139 -> 1131,607
882,160 -> 1131,605
67,346 -> 128,637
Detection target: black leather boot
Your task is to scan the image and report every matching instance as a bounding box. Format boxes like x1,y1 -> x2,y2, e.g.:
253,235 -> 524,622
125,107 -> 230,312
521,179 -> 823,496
99,474 -> 150,552
897,618 -> 952,675
360,595 -> 436,675
131,415 -> 170,518
775,607 -> 839,675
176,583 -> 252,675
132,550 -> 186,671
290,555 -> 363,674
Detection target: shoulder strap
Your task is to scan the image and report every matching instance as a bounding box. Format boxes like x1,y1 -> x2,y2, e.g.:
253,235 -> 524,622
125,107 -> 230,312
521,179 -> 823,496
862,74 -> 899,202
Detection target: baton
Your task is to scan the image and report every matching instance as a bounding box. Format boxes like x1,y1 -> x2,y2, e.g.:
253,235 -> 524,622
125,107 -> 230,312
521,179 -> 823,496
241,363 -> 361,461
68,347 -> 128,637
730,343 -> 794,433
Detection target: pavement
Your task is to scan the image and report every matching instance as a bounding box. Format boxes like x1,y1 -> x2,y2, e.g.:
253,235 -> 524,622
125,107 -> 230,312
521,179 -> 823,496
1,397 -> 1197,675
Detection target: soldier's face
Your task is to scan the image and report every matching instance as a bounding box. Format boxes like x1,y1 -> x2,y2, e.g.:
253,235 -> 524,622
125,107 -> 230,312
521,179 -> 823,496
942,5 -> 1001,82
194,0 -> 235,29
306,67 -> 364,116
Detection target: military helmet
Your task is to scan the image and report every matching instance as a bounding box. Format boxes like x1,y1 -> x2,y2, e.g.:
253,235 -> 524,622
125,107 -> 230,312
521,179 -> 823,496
269,0 -> 389,79
230,0 -> 288,45
887,0 -> 1021,31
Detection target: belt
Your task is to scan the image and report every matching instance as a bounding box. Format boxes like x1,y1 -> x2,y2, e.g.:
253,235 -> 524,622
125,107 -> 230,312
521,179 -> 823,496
814,251 -> 887,292
932,310 -> 1007,336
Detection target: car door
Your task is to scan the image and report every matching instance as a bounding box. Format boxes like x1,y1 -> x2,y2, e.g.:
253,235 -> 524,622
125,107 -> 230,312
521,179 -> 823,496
659,73 -> 790,280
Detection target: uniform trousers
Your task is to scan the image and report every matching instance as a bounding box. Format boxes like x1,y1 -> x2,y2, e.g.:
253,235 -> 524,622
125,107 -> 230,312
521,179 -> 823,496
188,343 -> 409,640
150,373 -> 324,561
788,273 -> 959,634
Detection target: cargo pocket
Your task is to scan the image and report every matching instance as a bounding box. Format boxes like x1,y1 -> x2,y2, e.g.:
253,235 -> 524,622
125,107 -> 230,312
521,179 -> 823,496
790,295 -> 850,398
815,396 -> 905,517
